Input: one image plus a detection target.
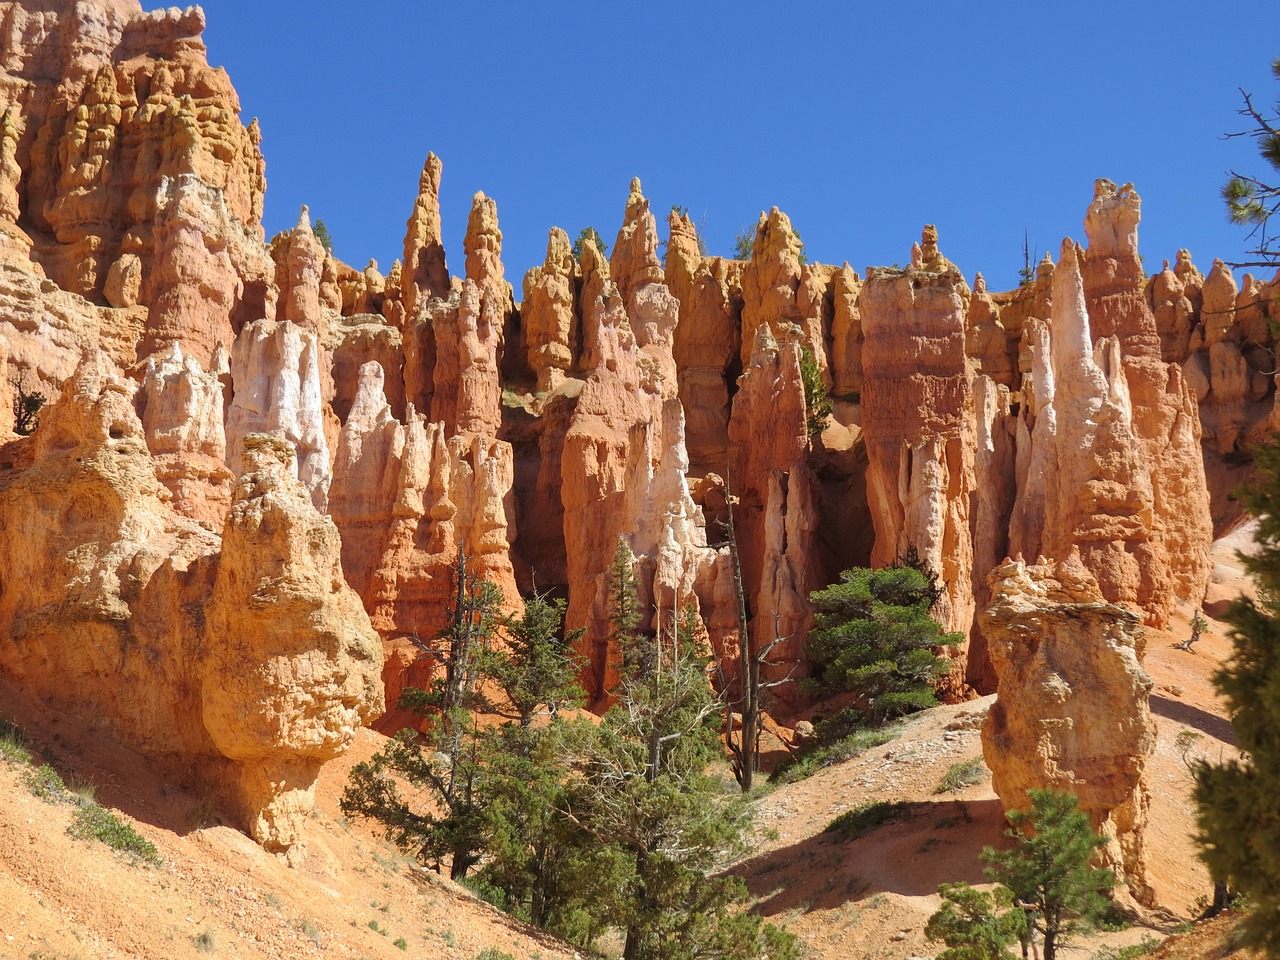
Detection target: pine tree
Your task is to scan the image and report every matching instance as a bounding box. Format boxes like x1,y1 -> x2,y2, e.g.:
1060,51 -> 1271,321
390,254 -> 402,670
1222,57 -> 1280,269
925,883 -> 1026,960
981,790 -> 1113,960
1194,439 -> 1280,954
342,553 -> 505,879
561,548 -> 797,960
573,226 -> 609,260
807,557 -> 961,727
799,345 -> 832,439
491,592 -> 585,726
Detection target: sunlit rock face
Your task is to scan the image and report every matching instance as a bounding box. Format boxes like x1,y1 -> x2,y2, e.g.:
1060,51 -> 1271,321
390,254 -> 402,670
859,232 -> 975,693
329,360 -> 520,733
562,198 -> 720,707
1078,180 -> 1211,625
726,323 -> 818,696
0,0 -> 269,322
225,318 -> 331,512
0,357 -> 383,856
981,553 -> 1156,907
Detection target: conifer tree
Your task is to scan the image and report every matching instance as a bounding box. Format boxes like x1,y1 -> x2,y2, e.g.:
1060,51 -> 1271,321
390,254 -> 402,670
981,790 -> 1113,960
563,542 -> 797,960
925,883 -> 1025,960
1194,440 -> 1280,954
807,552 -> 961,728
1222,57 -> 1280,269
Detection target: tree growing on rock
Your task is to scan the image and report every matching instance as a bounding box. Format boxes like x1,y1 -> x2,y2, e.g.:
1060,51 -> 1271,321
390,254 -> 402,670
799,345 -> 832,439
10,375 -> 45,436
1194,439 -> 1280,955
573,226 -> 609,260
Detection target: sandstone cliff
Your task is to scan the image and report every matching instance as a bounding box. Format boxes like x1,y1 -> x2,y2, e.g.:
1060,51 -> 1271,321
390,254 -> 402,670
0,0 -> 267,318
859,230 -> 975,688
0,356 -> 383,855
1080,180 -> 1212,624
2,4 -> 1271,882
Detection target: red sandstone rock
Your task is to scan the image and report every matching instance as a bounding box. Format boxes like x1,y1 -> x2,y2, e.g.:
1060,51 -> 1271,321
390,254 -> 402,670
204,433 -> 384,854
144,173 -> 274,367
402,152 -> 449,317
981,553 -> 1155,906
860,247 -> 976,653
726,324 -> 818,693
1080,180 -> 1211,624
829,263 -> 863,397
429,279 -> 502,436
136,340 -> 234,529
966,273 -> 1016,388
561,278 -> 719,705
281,206 -> 324,330
463,191 -> 514,363
329,361 -> 520,728
1010,238 -> 1165,623
0,2 -> 265,301
521,227 -> 576,392
0,356 -> 382,857
740,208 -> 801,359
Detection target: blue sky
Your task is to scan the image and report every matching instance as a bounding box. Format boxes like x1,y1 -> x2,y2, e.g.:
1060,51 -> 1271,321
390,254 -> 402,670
201,2 -> 1279,293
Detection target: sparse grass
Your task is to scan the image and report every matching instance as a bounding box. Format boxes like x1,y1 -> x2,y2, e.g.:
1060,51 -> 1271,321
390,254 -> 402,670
297,919 -> 322,946
394,938 -> 408,951
189,797 -> 217,830
769,726 -> 900,785
935,756 -> 987,794
372,850 -> 405,874
824,801 -> 914,840
22,763 -> 68,801
193,930 -> 216,953
1091,934 -> 1161,959
476,950 -> 515,960
0,716 -> 31,764
67,802 -> 159,863
367,919 -> 387,936
66,772 -> 97,807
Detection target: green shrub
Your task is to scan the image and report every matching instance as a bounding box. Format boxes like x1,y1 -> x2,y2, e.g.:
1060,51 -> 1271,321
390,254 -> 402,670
68,803 -> 159,863
476,950 -> 516,960
807,554 -> 962,727
22,763 -> 68,801
825,801 -> 914,840
936,756 -> 988,794
800,345 -> 832,439
1092,934 -> 1161,960
394,937 -> 408,951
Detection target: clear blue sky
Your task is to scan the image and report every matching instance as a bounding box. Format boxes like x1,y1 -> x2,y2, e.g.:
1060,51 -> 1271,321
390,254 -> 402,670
201,2 -> 1279,293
